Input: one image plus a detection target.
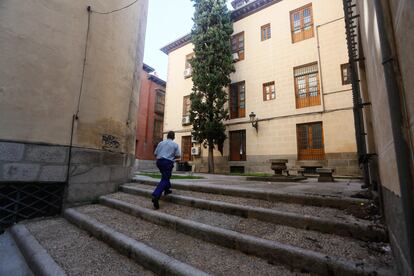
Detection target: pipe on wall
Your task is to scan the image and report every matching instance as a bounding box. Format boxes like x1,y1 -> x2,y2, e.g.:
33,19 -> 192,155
342,0 -> 370,187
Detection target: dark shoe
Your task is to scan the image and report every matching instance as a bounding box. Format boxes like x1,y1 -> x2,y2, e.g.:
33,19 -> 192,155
164,189 -> 172,196
151,197 -> 159,210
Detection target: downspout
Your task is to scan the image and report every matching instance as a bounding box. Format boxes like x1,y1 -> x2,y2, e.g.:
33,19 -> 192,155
144,77 -> 153,147
342,0 -> 370,187
373,0 -> 414,269
315,25 -> 325,112
65,6 -> 92,190
315,17 -> 344,113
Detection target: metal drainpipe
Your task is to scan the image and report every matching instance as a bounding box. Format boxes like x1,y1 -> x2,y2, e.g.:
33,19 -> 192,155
315,25 -> 325,112
342,0 -> 370,187
373,0 -> 414,269
315,17 -> 344,113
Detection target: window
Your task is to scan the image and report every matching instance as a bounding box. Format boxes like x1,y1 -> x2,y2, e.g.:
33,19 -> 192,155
185,53 -> 194,70
232,32 -> 245,61
184,53 -> 194,78
341,63 -> 351,85
153,118 -> 163,145
181,136 -> 192,161
296,122 -> 324,160
229,130 -> 246,161
263,81 -> 276,101
154,89 -> 165,114
290,3 -> 314,43
294,62 -> 320,108
182,95 -> 191,117
261,24 -> 271,41
230,81 -> 246,119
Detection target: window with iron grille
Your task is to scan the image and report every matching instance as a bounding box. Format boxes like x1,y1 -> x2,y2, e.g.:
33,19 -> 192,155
232,32 -> 245,61
296,122 -> 325,160
290,3 -> 314,43
263,81 -> 276,101
261,24 -> 271,41
341,63 -> 351,85
0,183 -> 65,228
230,81 -> 246,119
229,130 -> 246,161
182,95 -> 191,117
294,62 -> 321,108
155,89 -> 165,114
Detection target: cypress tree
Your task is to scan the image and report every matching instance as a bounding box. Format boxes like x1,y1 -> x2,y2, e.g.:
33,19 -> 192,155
190,0 -> 234,173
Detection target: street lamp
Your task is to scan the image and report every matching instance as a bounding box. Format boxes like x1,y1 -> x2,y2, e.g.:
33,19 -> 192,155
249,111 -> 258,132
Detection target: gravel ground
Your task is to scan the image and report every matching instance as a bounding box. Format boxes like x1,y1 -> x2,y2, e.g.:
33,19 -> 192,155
125,183 -> 373,225
107,192 -> 395,271
24,218 -> 153,276
76,204 -> 309,276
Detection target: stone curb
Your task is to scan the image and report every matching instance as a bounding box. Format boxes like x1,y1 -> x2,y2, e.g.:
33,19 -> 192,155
9,224 -> 66,276
120,185 -> 388,242
131,179 -> 369,209
63,208 -> 210,276
100,196 -> 394,276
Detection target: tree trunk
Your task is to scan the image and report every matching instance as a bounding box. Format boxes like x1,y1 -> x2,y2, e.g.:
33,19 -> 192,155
208,142 -> 214,173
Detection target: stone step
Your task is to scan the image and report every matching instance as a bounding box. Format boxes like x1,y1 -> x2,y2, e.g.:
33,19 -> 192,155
125,182 -> 375,224
69,204 -> 304,276
120,185 -> 387,242
0,230 -> 34,276
64,209 -> 209,276
11,223 -> 67,275
21,218 -> 154,276
131,179 -> 369,210
99,194 -> 395,276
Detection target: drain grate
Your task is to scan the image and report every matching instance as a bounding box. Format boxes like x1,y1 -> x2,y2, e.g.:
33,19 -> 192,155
0,183 -> 65,227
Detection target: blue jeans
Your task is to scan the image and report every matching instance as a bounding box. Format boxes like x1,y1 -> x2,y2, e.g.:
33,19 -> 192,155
152,158 -> 174,199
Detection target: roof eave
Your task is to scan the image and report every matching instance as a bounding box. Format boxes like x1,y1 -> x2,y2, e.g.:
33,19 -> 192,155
160,0 -> 281,55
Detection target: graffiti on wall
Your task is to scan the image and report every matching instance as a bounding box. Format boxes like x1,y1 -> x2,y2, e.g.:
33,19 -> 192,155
102,134 -> 120,151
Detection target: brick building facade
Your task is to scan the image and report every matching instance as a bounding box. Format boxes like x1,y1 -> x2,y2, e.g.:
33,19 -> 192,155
135,64 -> 166,170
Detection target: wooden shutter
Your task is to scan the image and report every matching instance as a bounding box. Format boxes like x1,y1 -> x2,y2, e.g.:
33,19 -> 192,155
232,32 -> 245,60
294,63 -> 321,108
229,130 -> 246,161
297,122 -> 324,160
290,3 -> 314,43
181,136 -> 192,161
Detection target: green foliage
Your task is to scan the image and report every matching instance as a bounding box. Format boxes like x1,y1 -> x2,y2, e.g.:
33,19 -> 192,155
190,0 -> 234,155
138,173 -> 204,180
230,172 -> 274,177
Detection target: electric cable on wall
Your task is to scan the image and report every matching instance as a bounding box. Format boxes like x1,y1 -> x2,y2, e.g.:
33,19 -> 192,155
66,0 -> 141,186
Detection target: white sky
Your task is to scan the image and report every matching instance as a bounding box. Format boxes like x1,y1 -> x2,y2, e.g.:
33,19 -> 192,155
143,0 -> 234,80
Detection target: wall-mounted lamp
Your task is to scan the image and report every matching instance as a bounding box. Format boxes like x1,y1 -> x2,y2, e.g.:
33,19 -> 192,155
249,111 -> 258,132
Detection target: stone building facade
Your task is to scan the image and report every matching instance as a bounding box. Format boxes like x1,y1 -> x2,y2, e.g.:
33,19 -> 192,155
0,0 -> 148,206
161,0 -> 360,176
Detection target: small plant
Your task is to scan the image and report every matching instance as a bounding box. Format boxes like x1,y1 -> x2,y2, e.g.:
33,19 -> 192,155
138,173 -> 204,180
230,172 -> 273,177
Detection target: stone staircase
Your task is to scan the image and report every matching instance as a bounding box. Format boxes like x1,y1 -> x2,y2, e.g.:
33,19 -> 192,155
6,178 -> 397,276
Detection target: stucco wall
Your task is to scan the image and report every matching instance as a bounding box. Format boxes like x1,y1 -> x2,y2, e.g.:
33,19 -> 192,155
0,0 -> 149,203
388,0 -> 414,178
357,0 -> 400,195
163,0 -> 358,175
0,0 -> 148,155
357,0 -> 414,275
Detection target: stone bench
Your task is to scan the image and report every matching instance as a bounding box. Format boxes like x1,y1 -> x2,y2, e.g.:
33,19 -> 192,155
286,167 -> 305,176
316,168 -> 335,182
